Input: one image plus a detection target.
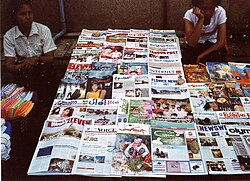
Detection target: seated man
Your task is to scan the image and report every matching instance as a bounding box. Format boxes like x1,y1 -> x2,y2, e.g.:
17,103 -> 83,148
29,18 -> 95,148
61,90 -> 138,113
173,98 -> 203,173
3,0 -> 57,98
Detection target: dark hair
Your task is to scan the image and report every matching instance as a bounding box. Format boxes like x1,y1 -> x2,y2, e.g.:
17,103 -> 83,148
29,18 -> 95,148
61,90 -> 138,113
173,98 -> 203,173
12,0 -> 32,16
192,0 -> 222,7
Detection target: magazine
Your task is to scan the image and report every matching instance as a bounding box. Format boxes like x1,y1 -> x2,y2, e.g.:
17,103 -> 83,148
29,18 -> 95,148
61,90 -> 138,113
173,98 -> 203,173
63,62 -> 91,81
134,75 -> 150,97
225,82 -> 245,97
206,62 -> 235,82
80,29 -> 107,38
151,86 -> 189,99
126,33 -> 148,48
193,112 -> 219,125
110,123 -> 155,176
70,47 -> 102,63
118,62 -> 148,76
149,29 -> 177,37
228,62 -> 250,83
241,83 -> 250,97
86,70 -> 114,99
55,78 -> 88,100
183,64 -> 210,83
151,97 -> 193,121
151,122 -> 207,175
196,125 -> 250,174
150,74 -> 186,87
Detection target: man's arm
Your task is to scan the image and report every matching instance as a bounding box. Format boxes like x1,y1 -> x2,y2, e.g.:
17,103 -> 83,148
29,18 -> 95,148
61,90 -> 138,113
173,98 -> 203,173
184,7 -> 204,47
196,23 -> 226,63
5,57 -> 24,73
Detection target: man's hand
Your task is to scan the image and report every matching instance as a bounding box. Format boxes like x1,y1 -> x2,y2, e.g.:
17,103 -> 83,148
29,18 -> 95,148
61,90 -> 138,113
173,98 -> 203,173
22,57 -> 39,72
192,7 -> 204,19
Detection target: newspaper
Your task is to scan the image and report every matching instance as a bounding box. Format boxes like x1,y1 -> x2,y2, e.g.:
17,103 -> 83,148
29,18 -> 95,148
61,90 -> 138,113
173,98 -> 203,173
112,74 -> 149,99
117,98 -> 153,125
85,98 -> 119,126
99,42 -> 124,63
112,74 -> 135,99
197,125 -> 250,174
47,99 -> 88,120
72,125 -> 118,176
28,117 -> 92,175
151,122 -> 207,175
122,47 -> 148,62
216,111 -> 250,125
240,97 -> 250,112
193,112 -> 219,125
150,74 -> 187,87
227,125 -> 250,173
126,33 -> 148,48
70,47 -> 102,63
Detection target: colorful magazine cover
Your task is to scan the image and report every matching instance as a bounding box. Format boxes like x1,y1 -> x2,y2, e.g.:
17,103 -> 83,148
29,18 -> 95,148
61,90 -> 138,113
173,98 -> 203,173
206,62 -> 235,82
225,82 -> 245,97
183,64 -> 210,83
241,83 -> 250,97
215,97 -> 244,112
55,79 -> 88,100
117,98 -> 153,125
111,123 -> 153,176
63,62 -> 91,82
228,62 -> 250,83
85,70 -> 114,99
151,97 -> 193,121
99,43 -> 124,63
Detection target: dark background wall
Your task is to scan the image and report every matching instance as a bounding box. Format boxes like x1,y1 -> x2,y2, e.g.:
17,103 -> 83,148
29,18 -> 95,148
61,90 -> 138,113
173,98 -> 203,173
1,0 -> 249,35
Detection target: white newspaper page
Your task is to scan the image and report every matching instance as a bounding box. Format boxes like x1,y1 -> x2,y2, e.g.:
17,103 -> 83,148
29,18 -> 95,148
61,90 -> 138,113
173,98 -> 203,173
73,125 -> 118,176
196,124 -> 250,174
85,99 -> 119,126
227,125 -> 250,174
151,122 -> 207,175
28,117 -> 92,175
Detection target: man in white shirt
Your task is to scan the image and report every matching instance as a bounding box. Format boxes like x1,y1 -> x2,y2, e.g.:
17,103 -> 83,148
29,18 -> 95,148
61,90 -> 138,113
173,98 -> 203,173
3,0 -> 57,92
182,0 -> 227,64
